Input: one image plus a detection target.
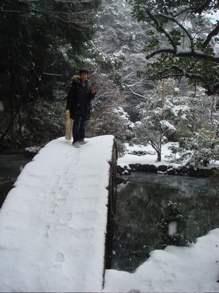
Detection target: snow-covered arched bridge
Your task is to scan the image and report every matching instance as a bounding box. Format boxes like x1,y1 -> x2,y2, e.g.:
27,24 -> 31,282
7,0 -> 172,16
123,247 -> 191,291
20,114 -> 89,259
0,135 -> 117,292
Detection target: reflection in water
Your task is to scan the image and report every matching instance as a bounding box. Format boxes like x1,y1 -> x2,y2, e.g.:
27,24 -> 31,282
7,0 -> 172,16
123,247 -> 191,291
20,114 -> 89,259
0,153 -> 33,207
112,172 -> 219,272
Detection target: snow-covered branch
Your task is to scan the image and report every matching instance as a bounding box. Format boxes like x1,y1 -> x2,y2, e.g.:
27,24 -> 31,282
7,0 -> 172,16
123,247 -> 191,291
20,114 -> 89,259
146,48 -> 219,63
193,0 -> 213,14
155,65 -> 219,95
160,65 -> 204,80
158,12 -> 195,51
124,83 -> 147,99
202,21 -> 219,48
130,0 -> 219,94
146,9 -> 177,52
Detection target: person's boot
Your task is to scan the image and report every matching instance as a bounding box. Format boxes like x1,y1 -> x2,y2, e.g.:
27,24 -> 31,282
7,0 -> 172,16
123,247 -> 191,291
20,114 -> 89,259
72,141 -> 81,148
79,140 -> 88,145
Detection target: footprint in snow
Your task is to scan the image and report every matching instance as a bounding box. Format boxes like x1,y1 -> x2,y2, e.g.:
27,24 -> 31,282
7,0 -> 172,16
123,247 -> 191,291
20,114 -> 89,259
47,202 -> 57,214
53,252 -> 65,269
56,212 -> 73,230
56,189 -> 70,203
40,223 -> 50,239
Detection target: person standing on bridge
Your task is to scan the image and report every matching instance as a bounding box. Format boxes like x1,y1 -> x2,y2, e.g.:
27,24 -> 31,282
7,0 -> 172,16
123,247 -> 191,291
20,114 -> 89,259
66,69 -> 96,148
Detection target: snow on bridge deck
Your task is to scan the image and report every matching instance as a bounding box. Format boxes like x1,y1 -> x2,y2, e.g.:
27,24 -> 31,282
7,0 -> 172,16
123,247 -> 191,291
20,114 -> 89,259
0,135 -> 115,292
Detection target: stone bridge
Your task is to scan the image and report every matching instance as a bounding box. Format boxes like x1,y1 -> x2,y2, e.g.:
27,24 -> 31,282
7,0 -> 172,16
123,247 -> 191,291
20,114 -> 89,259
0,135 -> 117,292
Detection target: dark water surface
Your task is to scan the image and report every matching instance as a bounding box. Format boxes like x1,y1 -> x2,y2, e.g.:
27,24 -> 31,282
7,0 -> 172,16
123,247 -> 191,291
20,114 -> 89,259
112,172 -> 219,272
0,153 -> 33,207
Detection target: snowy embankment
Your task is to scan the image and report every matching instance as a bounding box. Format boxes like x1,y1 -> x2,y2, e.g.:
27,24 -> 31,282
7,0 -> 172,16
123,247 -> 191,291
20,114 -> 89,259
104,229 -> 219,292
0,135 -> 115,292
118,142 -> 219,170
118,143 -> 179,167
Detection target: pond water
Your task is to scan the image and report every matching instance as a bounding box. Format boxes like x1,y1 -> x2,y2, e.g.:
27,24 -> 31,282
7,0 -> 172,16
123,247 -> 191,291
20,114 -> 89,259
0,153 -> 33,208
112,172 -> 219,272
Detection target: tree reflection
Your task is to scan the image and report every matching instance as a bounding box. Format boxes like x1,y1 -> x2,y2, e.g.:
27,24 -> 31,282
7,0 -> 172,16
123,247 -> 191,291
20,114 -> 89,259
112,172 -> 219,272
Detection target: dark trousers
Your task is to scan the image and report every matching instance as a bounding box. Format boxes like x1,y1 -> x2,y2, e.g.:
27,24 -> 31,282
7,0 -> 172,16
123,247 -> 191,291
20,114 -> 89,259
73,115 -> 86,143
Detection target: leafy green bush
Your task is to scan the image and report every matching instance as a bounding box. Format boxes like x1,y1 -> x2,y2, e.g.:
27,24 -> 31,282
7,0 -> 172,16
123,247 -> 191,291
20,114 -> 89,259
23,100 -> 66,146
157,201 -> 190,248
0,99 -> 65,148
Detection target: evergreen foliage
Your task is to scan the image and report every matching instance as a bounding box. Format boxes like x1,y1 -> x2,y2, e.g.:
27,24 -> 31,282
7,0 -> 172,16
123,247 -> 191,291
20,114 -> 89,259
132,79 -> 219,163
169,123 -> 219,167
1,99 -> 65,148
158,201 -> 190,248
0,0 -> 100,147
129,0 -> 219,95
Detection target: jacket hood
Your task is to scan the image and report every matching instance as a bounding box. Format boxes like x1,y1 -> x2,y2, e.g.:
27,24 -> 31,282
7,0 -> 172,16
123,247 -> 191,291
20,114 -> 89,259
72,75 -> 88,86
71,75 -> 80,80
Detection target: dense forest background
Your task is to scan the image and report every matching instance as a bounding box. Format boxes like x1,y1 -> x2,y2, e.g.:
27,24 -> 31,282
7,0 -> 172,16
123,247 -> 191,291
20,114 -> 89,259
0,0 -> 219,167
0,0 -> 100,148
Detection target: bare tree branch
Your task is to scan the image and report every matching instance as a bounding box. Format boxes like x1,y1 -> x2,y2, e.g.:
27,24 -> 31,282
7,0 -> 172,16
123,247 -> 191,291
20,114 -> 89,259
202,21 -> 219,48
124,83 -> 147,99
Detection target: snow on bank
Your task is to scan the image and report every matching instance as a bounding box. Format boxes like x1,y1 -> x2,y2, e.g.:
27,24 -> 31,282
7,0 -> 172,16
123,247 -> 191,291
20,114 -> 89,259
118,142 -> 180,168
0,135 -> 115,292
118,142 -> 219,169
104,229 -> 219,292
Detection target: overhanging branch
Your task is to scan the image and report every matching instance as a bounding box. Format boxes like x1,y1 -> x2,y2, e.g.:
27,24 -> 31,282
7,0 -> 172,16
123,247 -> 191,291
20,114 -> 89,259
146,9 -> 177,52
158,12 -> 195,51
193,0 -> 212,14
146,48 -> 219,63
161,65 -> 205,80
156,65 -> 219,95
202,21 -> 219,48
175,50 -> 219,63
146,49 -> 175,59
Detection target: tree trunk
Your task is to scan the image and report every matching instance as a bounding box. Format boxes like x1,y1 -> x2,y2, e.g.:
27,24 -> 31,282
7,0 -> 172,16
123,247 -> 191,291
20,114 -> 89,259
157,150 -> 161,162
192,113 -> 196,132
162,79 -> 165,119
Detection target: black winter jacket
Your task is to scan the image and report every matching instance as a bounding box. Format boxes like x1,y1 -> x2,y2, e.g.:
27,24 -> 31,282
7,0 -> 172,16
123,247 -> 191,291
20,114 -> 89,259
66,77 -> 95,120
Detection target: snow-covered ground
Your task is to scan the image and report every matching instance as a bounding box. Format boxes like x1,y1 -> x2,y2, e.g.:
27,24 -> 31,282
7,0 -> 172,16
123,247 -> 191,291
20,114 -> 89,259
104,229 -> 219,292
118,142 -> 179,168
0,137 -> 218,292
118,142 -> 219,170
